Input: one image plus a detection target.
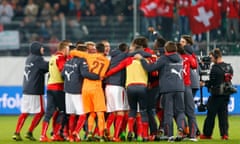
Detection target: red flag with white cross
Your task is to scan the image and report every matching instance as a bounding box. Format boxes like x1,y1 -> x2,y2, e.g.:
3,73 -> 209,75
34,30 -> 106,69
188,0 -> 221,34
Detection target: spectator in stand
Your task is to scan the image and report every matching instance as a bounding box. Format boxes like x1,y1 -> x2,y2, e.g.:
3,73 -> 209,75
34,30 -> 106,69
40,2 -> 54,23
13,4 -> 24,21
157,0 -> 174,40
90,14 -> 112,42
0,0 -> 14,24
48,35 -> 59,55
226,0 -> 239,41
11,0 -> 24,21
112,13 -> 131,43
84,2 -> 97,17
39,19 -> 54,41
12,41 -> 48,141
24,0 -> 39,22
67,18 -> 89,42
139,0 -> 158,37
52,12 -> 65,40
59,0 -> 69,15
68,0 -> 85,20
176,0 -> 191,38
19,16 -> 38,42
52,3 -> 61,16
96,0 -> 113,16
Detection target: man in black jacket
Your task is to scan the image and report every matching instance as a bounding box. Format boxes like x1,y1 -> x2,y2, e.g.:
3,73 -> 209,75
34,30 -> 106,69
12,41 -> 49,141
200,48 -> 233,140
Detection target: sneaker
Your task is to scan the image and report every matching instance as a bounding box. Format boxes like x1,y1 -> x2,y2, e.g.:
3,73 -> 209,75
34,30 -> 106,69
148,135 -> 155,141
87,132 -> 94,141
104,128 -> 110,137
67,135 -> 74,142
127,132 -> 134,141
25,132 -> 36,141
112,137 -> 121,142
199,134 -> 212,139
51,134 -> 65,141
189,137 -> 198,142
39,135 -> 51,142
12,133 -> 22,141
99,137 -> 105,142
158,128 -> 164,137
72,131 -> 81,142
159,135 -> 169,141
196,129 -> 201,137
221,135 -> 228,140
175,128 -> 184,141
168,136 -> 175,142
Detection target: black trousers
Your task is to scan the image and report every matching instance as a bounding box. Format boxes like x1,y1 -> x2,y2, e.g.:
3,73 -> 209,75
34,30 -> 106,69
203,96 -> 229,136
127,85 -> 148,122
43,90 -> 66,123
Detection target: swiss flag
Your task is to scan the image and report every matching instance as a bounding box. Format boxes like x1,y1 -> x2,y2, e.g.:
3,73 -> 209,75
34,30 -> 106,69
188,0 -> 221,34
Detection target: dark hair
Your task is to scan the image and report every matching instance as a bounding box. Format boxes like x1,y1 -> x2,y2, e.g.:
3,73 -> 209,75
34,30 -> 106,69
211,48 -> 222,59
118,43 -> 129,52
155,36 -> 167,48
132,37 -> 148,48
96,43 -> 105,53
76,41 -> 87,51
176,42 -> 185,54
164,41 -> 177,52
181,35 -> 193,45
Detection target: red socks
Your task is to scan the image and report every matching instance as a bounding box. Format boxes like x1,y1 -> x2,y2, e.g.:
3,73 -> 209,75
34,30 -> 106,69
74,115 -> 87,133
15,113 -> 28,133
114,115 -> 123,138
106,113 -> 115,132
127,117 -> 135,132
28,112 -> 44,132
41,121 -> 49,136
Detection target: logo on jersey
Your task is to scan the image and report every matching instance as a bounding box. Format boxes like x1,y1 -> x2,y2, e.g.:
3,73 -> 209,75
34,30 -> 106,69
171,68 -> 183,79
64,70 -> 74,81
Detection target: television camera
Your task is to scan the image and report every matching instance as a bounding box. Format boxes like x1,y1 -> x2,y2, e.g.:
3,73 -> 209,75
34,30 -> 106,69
195,56 -> 211,112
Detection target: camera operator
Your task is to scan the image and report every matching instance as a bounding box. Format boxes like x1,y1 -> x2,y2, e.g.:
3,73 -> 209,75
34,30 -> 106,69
200,48 -> 233,140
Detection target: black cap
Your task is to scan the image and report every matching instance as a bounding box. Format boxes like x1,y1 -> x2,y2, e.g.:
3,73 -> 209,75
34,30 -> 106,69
30,41 -> 43,56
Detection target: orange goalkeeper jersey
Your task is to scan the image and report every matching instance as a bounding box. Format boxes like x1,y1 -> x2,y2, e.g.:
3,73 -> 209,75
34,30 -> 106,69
70,50 -> 110,88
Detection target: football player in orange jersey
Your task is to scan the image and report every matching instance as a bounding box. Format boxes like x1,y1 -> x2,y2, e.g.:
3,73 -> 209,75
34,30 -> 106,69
70,42 -> 110,142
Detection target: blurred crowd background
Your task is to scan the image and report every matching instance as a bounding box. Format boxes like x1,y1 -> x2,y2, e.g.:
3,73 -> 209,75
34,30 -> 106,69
0,0 -> 239,56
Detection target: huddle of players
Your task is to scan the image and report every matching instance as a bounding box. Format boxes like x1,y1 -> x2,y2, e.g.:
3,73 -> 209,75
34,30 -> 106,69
13,34 -> 200,142
57,35 -> 198,142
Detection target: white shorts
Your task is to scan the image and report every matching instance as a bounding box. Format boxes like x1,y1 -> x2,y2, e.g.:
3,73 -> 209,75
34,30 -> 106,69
65,93 -> 85,115
21,94 -> 44,114
105,85 -> 129,112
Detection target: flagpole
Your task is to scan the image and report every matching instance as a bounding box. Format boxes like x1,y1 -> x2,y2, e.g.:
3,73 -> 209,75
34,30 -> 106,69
133,0 -> 137,39
206,31 -> 210,55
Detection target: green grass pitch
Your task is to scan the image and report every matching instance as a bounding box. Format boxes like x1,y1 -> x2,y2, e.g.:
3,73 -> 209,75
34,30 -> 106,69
0,115 -> 240,144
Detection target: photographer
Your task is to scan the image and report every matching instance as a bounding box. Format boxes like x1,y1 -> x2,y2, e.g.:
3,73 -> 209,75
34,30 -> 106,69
200,48 -> 234,140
